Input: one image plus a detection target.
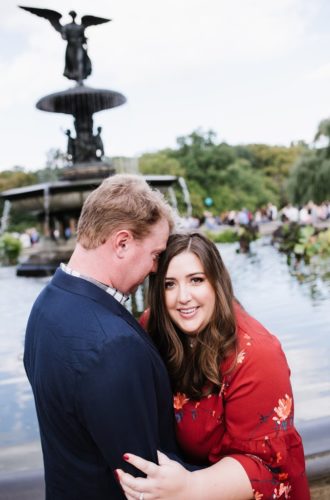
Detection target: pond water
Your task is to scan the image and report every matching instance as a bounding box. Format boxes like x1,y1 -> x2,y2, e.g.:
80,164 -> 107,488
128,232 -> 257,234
0,238 -> 329,459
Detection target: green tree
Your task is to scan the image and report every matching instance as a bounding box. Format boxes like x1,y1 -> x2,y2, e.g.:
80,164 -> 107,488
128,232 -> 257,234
241,143 -> 305,205
288,151 -> 330,204
314,118 -> 330,147
213,160 -> 277,212
170,130 -> 283,215
185,180 -> 207,218
0,167 -> 37,192
138,151 -> 184,176
172,130 -> 236,194
288,119 -> 330,204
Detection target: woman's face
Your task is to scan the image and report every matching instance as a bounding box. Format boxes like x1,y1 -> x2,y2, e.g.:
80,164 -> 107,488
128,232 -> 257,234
164,251 -> 216,336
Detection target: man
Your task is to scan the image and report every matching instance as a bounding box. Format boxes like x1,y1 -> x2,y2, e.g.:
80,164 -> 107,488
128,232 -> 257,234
24,174 -> 179,499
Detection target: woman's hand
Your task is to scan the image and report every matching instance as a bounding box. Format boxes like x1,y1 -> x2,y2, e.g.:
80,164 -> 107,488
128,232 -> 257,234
116,450 -> 192,500
117,454 -> 254,500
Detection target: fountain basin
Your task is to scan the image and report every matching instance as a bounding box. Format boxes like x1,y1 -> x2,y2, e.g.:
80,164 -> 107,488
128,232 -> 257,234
36,85 -> 126,115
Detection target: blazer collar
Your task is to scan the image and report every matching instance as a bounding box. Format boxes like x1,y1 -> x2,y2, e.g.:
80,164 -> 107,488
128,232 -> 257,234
52,268 -> 157,351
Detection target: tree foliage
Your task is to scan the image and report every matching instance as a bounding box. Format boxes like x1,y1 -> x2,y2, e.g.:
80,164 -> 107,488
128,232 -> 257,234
1,127 -> 327,219
0,167 -> 37,192
167,129 -> 296,214
138,151 -> 184,176
314,118 -> 330,146
288,119 -> 330,205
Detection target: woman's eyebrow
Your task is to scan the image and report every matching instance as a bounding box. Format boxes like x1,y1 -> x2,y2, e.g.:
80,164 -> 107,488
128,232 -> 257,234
165,272 -> 205,279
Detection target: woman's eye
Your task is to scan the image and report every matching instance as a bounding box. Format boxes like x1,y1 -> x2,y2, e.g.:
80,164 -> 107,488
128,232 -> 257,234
165,281 -> 175,289
191,277 -> 204,284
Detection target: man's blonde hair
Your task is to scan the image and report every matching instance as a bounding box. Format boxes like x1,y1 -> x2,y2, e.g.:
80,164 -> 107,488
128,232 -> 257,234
77,174 -> 174,249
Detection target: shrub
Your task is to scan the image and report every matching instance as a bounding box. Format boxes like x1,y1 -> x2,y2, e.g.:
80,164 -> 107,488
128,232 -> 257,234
0,233 -> 23,265
205,229 -> 239,243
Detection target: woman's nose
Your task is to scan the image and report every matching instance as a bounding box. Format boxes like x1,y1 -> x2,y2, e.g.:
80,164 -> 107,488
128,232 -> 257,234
178,284 -> 191,303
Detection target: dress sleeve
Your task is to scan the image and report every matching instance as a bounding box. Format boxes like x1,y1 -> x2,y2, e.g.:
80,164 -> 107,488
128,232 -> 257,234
210,310 -> 309,499
139,308 -> 150,330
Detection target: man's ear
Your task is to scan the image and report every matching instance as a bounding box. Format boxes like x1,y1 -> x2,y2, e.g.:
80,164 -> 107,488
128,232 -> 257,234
113,230 -> 134,258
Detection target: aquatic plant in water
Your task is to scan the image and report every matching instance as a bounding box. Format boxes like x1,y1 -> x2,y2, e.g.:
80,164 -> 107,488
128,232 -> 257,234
271,223 -> 330,300
273,223 -> 330,263
205,229 -> 240,244
205,225 -> 259,253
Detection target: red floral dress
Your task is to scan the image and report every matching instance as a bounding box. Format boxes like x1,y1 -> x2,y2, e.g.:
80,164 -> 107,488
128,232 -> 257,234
173,304 -> 310,499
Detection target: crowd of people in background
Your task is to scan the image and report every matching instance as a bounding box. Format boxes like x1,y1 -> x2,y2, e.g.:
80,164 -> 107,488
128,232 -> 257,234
279,201 -> 330,225
19,227 -> 40,248
182,200 -> 330,231
13,200 -> 330,247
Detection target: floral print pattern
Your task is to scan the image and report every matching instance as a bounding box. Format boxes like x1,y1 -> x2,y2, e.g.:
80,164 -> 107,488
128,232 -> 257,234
273,394 -> 292,425
273,483 -> 292,499
237,349 -> 246,364
173,392 -> 190,410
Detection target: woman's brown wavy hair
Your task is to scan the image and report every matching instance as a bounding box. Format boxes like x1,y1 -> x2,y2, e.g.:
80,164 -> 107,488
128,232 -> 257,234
147,232 -> 237,399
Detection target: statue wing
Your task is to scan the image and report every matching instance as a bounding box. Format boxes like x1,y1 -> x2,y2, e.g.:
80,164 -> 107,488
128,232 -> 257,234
19,6 -> 62,33
81,15 -> 111,28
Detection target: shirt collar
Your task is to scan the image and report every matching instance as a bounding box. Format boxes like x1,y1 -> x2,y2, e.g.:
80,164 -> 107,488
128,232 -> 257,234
60,263 -> 129,305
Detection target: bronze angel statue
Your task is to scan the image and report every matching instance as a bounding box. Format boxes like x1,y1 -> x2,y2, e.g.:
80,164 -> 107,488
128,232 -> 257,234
19,6 -> 111,83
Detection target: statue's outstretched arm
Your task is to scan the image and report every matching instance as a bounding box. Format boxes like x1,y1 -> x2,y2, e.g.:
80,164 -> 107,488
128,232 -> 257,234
19,6 -> 62,33
81,15 -> 111,28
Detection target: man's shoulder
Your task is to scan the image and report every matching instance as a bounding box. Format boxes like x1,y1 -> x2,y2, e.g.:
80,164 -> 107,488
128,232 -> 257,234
27,268 -> 157,361
36,269 -> 124,318
30,287 -> 137,346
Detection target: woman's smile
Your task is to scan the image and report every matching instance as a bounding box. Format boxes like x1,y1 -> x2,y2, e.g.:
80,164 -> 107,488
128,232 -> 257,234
177,306 -> 199,318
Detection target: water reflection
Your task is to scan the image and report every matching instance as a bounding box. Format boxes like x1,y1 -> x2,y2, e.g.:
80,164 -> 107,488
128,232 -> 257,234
219,239 -> 330,423
289,257 -> 330,302
0,239 -> 329,451
0,268 -> 48,448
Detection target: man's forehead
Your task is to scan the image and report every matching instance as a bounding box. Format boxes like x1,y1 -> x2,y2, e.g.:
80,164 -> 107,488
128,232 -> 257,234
151,237 -> 167,250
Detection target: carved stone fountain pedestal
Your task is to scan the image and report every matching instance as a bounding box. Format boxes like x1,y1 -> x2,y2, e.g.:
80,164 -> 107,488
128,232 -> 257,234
37,84 -> 126,173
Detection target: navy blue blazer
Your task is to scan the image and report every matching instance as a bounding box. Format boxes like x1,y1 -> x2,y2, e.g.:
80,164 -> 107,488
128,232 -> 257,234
24,268 -> 181,499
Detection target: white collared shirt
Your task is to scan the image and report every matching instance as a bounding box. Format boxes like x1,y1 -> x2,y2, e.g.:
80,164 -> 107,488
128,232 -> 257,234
60,263 -> 129,305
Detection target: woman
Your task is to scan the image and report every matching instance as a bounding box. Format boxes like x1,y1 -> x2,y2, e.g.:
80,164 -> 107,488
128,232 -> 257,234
117,232 -> 310,499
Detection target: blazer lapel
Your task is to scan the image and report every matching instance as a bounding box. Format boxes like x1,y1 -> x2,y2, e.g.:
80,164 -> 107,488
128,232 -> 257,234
52,268 -> 158,352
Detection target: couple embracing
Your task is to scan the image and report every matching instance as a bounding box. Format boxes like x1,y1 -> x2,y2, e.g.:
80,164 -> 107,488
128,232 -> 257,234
25,174 -> 310,499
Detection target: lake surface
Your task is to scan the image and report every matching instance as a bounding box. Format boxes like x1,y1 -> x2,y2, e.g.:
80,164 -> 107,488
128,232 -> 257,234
0,237 -> 329,472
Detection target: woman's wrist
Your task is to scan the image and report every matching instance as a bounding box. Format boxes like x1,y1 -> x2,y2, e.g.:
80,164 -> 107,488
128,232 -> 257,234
186,470 -> 205,499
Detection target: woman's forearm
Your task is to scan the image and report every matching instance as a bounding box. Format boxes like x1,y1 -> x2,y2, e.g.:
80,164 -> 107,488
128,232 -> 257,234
187,457 -> 253,500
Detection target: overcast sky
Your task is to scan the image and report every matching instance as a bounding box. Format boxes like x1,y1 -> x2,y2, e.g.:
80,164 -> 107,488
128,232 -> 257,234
1,0 -> 330,171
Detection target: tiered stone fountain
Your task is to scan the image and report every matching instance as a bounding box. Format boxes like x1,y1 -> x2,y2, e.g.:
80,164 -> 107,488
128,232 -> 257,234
0,7 -> 179,275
